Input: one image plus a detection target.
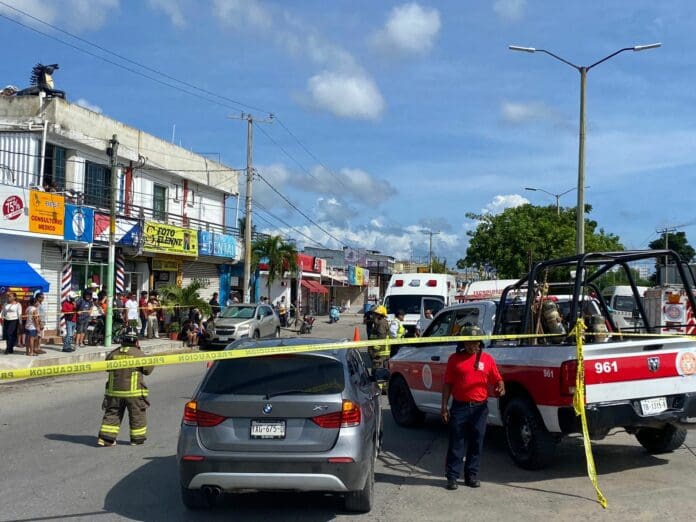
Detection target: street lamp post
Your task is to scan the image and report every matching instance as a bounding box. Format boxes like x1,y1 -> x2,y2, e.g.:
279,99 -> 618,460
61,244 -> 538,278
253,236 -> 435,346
510,43 -> 661,254
524,186 -> 578,216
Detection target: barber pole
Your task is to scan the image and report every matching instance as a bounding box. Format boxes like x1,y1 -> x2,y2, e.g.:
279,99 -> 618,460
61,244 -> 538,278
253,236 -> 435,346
115,253 -> 125,295
60,250 -> 72,336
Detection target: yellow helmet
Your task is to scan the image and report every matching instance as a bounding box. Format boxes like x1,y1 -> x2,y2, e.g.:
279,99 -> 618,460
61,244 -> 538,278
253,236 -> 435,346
374,305 -> 388,316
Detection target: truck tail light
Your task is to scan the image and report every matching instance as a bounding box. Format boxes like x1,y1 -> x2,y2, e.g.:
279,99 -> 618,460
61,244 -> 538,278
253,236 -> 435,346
560,360 -> 577,396
426,279 -> 437,287
183,400 -> 227,427
312,400 -> 361,428
394,279 -> 404,287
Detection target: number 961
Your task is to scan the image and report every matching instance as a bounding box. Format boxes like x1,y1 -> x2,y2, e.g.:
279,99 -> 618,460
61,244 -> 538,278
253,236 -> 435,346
594,361 -> 618,374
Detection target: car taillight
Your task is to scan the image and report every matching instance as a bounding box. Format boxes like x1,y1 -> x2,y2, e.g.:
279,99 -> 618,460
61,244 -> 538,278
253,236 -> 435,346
312,400 -> 361,428
183,400 -> 227,427
560,360 -> 578,396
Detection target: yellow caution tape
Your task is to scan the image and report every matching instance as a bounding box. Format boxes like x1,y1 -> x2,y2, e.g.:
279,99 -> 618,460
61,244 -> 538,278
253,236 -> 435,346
572,319 -> 608,509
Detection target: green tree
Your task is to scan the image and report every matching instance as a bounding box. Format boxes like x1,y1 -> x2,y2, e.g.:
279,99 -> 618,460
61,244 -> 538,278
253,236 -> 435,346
158,279 -> 211,322
459,204 -> 623,278
648,231 -> 695,263
430,256 -> 447,273
251,235 -> 298,301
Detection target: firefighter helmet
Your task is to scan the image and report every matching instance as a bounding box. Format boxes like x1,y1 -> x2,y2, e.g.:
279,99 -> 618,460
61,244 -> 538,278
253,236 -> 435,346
121,332 -> 139,347
374,305 -> 388,316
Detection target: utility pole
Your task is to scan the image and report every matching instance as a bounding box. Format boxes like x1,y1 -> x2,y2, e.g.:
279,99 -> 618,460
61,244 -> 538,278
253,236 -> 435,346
420,229 -> 440,272
105,134 -> 118,347
229,113 -> 273,303
657,226 -> 678,284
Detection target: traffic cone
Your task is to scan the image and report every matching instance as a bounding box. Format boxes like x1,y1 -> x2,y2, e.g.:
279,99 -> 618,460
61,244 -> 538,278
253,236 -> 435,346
353,326 -> 361,342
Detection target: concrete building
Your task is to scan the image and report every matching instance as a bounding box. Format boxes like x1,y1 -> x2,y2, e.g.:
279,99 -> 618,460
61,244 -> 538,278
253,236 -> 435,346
0,93 -> 240,332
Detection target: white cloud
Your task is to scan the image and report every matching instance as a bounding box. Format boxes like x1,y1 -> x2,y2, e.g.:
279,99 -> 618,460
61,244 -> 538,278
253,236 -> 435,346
213,0 -> 272,29
294,165 -> 394,206
371,3 -> 441,56
148,0 -> 185,27
315,197 -> 354,226
493,0 -> 526,21
307,71 -> 384,120
74,98 -> 102,113
500,101 -> 562,125
481,194 -> 529,214
0,0 -> 119,31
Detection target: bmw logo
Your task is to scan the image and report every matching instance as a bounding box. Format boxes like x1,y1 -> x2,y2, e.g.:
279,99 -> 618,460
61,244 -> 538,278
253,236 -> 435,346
262,403 -> 273,415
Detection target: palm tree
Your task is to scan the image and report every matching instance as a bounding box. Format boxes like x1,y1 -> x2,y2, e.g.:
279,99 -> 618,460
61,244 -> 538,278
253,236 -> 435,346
251,235 -> 298,301
157,279 -> 211,322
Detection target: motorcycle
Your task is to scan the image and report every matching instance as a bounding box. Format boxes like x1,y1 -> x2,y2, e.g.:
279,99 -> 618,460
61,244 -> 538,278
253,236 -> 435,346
299,315 -> 315,334
329,305 -> 340,324
86,311 -> 127,346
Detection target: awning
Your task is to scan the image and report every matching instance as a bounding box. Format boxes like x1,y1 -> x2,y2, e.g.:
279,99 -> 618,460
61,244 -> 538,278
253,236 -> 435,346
0,259 -> 50,293
301,279 -> 329,294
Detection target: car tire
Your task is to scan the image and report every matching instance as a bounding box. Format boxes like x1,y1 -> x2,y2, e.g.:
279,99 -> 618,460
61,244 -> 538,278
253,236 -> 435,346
635,424 -> 687,454
503,397 -> 556,470
275,327 -> 281,338
388,376 -> 425,427
344,445 -> 374,513
180,485 -> 211,510
252,330 -> 260,340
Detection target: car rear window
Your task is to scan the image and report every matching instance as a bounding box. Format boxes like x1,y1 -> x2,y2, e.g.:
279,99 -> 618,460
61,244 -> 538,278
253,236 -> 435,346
202,354 -> 345,395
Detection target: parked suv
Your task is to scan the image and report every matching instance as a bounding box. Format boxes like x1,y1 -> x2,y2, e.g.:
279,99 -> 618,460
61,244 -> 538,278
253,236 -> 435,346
177,338 -> 384,512
201,303 -> 280,349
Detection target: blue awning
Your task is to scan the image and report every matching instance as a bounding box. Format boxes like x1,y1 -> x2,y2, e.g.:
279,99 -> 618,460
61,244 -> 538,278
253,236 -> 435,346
0,259 -> 50,293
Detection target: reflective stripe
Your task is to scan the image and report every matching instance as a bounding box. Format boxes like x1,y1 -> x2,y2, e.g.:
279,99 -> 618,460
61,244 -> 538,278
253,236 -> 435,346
106,389 -> 149,398
100,424 -> 120,434
130,426 -> 147,436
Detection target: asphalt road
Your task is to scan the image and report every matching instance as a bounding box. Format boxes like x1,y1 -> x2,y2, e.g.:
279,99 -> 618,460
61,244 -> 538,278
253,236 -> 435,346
2,316 -> 696,521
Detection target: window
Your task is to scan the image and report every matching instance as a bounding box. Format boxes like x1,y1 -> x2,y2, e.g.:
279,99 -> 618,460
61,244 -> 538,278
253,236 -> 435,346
153,184 -> 167,221
452,307 -> 481,334
424,312 -> 452,337
84,161 -> 111,208
42,144 -> 66,190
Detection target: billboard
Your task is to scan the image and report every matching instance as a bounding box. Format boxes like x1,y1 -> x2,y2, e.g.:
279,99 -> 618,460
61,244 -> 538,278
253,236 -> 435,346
28,190 -> 64,236
143,221 -> 197,257
64,204 -> 94,243
0,185 -> 29,233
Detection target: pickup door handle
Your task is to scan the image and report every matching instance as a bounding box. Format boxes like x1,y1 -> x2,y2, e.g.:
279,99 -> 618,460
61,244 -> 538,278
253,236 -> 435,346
430,356 -> 440,362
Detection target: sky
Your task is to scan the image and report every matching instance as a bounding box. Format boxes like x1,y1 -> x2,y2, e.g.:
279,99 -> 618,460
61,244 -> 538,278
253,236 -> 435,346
1,0 -> 695,268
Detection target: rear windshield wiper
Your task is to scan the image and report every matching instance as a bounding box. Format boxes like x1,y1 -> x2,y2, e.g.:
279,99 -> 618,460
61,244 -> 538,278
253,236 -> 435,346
265,389 -> 313,400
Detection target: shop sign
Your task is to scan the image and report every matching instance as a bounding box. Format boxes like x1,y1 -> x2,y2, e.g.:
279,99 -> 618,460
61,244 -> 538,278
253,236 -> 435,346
143,222 -> 197,257
152,259 -> 180,271
94,213 -> 141,246
0,185 -> 29,232
64,204 -> 94,243
198,231 -> 214,256
213,233 -> 236,258
28,190 -> 65,236
348,265 -> 367,286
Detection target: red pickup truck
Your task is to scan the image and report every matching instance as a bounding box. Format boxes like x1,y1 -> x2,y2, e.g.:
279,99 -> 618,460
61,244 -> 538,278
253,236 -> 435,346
387,250 -> 696,469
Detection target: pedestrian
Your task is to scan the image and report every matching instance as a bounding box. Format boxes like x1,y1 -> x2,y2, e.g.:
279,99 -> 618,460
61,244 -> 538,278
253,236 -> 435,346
416,309 -> 434,337
97,332 -> 154,446
278,296 -> 288,327
124,293 -> 139,332
138,291 -> 148,337
208,292 -> 221,318
363,304 -> 375,339
74,292 -> 92,348
24,296 -> 44,356
61,292 -> 78,352
35,292 -> 47,345
389,309 -> 406,339
441,325 -> 505,490
1,292 -> 22,354
146,296 -> 159,339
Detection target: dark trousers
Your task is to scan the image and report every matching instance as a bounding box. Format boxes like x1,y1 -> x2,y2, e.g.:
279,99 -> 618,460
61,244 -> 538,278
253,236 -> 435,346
3,319 -> 19,353
98,396 -> 149,443
445,401 -> 488,480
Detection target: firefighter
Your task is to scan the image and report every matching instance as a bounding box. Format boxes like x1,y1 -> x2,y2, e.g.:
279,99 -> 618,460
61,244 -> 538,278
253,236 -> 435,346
368,305 -> 391,377
97,332 -> 154,446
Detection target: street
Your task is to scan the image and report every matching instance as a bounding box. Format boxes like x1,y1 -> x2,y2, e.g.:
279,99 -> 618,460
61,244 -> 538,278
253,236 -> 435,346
1,316 -> 696,521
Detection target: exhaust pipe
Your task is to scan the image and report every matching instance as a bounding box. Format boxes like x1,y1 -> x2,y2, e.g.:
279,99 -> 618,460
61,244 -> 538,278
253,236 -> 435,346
202,485 -> 222,498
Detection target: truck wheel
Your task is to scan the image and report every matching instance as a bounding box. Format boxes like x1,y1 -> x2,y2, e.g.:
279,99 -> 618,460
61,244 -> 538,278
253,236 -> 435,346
635,424 -> 687,454
388,376 -> 424,427
504,398 -> 556,470
180,486 -> 211,510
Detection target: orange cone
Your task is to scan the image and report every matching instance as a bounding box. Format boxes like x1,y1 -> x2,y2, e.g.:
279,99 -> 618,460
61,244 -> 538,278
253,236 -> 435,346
353,326 -> 361,342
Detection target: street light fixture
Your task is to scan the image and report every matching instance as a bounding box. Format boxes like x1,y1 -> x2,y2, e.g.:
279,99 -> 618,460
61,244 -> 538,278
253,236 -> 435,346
509,42 -> 661,254
524,186 -> 589,216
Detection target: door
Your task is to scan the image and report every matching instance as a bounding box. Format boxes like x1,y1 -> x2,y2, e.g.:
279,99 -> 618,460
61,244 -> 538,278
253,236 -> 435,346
418,296 -> 444,334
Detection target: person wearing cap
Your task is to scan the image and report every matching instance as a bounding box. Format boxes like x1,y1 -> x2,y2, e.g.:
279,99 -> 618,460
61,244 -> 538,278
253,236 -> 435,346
441,325 -> 505,491
97,332 -> 154,447
61,292 -> 78,352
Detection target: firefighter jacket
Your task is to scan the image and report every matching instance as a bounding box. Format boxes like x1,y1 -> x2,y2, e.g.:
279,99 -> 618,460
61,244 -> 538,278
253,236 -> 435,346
104,346 -> 154,398
370,316 -> 391,356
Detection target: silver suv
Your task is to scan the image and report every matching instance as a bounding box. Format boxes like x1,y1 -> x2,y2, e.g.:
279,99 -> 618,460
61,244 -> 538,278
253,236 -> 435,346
202,304 -> 281,349
177,338 -> 384,513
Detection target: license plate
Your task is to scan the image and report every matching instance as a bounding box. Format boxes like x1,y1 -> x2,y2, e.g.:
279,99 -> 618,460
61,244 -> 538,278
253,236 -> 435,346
250,420 -> 286,439
641,397 -> 668,416
217,336 -> 228,341
87,326 -> 95,331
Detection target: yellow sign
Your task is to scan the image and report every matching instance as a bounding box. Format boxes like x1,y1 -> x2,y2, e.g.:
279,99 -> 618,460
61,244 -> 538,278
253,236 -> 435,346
143,222 -> 197,257
355,266 -> 364,286
29,190 -> 65,236
152,259 -> 181,271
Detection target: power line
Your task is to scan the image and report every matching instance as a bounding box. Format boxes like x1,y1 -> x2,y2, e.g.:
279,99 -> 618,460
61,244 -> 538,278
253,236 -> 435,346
253,198 -> 329,249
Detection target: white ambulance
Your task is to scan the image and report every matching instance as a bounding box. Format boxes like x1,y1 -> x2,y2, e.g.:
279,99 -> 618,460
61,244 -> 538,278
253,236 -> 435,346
382,273 -> 457,336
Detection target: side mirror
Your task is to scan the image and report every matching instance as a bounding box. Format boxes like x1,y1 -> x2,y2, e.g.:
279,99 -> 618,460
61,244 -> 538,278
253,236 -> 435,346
372,367 -> 390,383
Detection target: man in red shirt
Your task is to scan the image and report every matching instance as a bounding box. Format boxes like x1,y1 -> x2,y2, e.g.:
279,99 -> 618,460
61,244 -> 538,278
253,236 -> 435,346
441,325 -> 505,490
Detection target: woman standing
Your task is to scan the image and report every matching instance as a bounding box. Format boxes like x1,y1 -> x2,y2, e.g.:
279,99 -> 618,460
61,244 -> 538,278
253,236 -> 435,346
2,292 -> 22,354
24,297 -> 45,356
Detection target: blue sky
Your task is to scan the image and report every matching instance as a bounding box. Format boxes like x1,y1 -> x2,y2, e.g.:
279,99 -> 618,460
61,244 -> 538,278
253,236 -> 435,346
1,0 -> 695,268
